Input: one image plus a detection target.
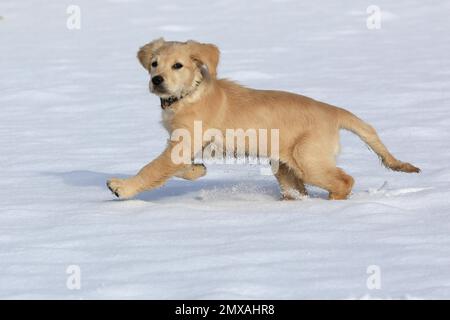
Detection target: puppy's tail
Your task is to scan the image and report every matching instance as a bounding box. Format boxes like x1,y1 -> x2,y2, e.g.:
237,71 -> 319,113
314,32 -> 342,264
336,107 -> 420,173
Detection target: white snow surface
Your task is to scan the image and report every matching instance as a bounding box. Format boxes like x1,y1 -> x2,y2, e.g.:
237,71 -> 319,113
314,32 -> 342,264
1,0 -> 450,299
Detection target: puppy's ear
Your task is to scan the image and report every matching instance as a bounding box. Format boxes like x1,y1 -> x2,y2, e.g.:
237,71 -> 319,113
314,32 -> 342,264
187,41 -> 220,78
137,37 -> 165,70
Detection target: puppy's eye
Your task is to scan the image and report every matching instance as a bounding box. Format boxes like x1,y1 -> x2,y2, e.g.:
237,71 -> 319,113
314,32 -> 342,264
172,63 -> 183,70
151,61 -> 158,68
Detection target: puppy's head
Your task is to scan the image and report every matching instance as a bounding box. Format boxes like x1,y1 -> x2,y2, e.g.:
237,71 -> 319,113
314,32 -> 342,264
137,38 -> 220,99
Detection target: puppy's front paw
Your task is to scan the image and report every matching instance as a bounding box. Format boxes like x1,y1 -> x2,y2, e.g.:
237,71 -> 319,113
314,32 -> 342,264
106,178 -> 139,199
177,164 -> 207,181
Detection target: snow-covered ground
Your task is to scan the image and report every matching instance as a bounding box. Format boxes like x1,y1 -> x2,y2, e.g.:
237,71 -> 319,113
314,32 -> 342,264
1,0 -> 449,299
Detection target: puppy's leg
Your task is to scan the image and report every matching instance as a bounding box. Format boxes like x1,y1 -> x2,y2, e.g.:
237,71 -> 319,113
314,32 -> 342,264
290,161 -> 354,200
273,162 -> 307,200
174,164 -> 207,181
107,143 -> 187,199
289,136 -> 354,200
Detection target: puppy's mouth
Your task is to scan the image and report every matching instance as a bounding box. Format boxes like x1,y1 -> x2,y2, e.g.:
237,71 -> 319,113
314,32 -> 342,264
149,78 -> 203,108
150,85 -> 181,101
151,84 -> 168,95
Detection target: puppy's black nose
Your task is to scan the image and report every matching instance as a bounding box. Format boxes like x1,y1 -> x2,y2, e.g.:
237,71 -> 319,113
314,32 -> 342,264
152,75 -> 164,86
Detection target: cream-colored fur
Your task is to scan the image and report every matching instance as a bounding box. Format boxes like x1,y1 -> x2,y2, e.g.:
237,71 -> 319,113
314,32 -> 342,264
107,38 -> 420,200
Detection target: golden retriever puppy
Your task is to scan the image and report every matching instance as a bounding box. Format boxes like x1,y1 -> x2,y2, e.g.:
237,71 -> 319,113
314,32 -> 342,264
107,38 -> 420,200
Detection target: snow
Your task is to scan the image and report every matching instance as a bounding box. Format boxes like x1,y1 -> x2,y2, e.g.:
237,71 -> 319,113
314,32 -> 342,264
1,0 -> 449,299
